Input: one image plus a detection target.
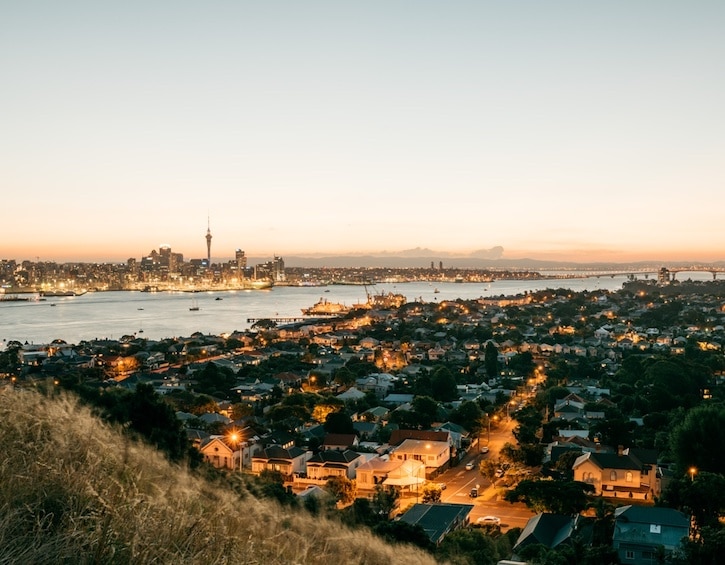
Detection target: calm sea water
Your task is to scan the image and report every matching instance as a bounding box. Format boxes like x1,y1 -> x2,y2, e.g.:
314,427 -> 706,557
0,274 -> 643,345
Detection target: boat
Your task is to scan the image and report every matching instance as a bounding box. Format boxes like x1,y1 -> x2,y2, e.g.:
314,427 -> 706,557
367,291 -> 407,309
41,290 -> 87,297
215,297 -> 223,301
433,288 -> 440,294
189,298 -> 200,311
302,298 -> 350,316
243,279 -> 273,290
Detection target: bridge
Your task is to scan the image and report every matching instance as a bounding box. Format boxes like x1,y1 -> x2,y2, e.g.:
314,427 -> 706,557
583,266 -> 725,281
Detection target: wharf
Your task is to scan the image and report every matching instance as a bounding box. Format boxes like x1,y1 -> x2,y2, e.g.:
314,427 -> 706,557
247,317 -> 309,324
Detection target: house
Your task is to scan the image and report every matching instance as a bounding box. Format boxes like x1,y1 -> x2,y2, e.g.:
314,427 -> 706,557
356,456 -> 422,490
398,503 -> 474,545
391,439 -> 450,479
389,429 -> 451,447
573,448 -> 660,500
251,445 -> 310,480
513,513 -> 580,554
612,505 -> 689,564
199,436 -> 235,470
336,386 -> 367,402
305,449 -> 363,480
321,433 -> 359,451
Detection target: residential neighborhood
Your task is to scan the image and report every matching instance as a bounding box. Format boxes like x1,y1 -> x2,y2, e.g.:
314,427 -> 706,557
3,277 -> 725,563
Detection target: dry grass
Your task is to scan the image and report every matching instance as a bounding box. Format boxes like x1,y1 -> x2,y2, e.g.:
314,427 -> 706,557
0,388 -> 438,565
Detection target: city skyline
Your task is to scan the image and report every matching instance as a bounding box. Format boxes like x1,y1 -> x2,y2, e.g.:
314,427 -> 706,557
2,2 -> 724,264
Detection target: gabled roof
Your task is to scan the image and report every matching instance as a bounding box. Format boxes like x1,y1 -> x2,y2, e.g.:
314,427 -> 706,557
614,505 -> 689,529
399,503 -> 473,545
254,444 -> 306,461
574,451 -> 641,471
307,449 -> 361,465
322,433 -> 358,447
389,429 -> 450,446
514,513 -> 577,551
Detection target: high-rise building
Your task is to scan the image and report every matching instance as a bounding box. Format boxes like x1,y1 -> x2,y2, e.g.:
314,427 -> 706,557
235,249 -> 247,270
205,218 -> 212,267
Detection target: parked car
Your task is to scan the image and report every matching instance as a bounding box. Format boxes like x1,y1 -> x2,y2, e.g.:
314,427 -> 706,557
469,487 -> 478,498
480,446 -> 489,454
436,482 -> 447,491
476,516 -> 501,526
465,462 -> 475,471
494,468 -> 504,478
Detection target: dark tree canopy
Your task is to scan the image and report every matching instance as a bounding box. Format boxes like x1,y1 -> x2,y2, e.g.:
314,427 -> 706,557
670,404 -> 725,475
504,479 -> 595,515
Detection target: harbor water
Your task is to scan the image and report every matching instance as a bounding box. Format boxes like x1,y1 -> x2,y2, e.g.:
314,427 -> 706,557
0,274 -> 639,345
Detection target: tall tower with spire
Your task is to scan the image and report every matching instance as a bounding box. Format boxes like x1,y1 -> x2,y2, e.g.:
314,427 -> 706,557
205,216 -> 212,267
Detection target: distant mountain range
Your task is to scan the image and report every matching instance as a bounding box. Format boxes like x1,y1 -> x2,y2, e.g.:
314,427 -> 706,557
242,247 -> 725,270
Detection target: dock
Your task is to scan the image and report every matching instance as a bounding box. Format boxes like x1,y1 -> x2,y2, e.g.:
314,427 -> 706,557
247,317 -> 310,324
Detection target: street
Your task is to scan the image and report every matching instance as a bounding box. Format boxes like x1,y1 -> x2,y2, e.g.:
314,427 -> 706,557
436,416 -> 535,531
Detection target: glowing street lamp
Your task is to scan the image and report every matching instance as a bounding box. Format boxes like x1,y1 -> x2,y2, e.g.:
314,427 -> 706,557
229,431 -> 243,471
689,467 -> 697,482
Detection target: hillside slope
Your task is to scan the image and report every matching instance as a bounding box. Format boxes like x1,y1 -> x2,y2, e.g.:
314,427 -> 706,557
0,388 -> 437,564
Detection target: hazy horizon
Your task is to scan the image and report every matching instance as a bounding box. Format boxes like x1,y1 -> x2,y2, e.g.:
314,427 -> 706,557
2,2 -> 724,264
3,245 -> 724,268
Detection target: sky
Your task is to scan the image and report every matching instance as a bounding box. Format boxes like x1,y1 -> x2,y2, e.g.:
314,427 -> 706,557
2,1 -> 724,264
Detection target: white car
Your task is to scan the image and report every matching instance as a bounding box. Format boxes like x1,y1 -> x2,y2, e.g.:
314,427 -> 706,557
480,446 -> 489,454
465,462 -> 475,471
476,516 -> 501,526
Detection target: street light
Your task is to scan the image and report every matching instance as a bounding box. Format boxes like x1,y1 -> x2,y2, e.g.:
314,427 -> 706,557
229,431 -> 243,472
689,467 -> 697,482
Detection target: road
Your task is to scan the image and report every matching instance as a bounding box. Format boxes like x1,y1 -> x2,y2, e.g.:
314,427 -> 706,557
436,417 -> 535,531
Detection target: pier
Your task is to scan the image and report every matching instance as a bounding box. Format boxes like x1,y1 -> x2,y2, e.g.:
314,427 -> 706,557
246,317 -> 310,324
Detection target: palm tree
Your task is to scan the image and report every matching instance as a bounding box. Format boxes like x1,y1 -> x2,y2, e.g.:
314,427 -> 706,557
586,497 -> 616,546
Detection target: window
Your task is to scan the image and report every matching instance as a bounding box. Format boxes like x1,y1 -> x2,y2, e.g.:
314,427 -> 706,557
625,550 -> 635,560
610,470 -> 618,481
626,471 -> 633,483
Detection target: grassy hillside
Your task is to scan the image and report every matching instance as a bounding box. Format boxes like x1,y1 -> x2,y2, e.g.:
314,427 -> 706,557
0,388 -> 437,564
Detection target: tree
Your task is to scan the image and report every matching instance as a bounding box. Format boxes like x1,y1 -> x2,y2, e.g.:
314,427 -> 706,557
326,476 -> 356,505
412,396 -> 439,428
372,521 -> 434,552
333,366 -> 356,387
484,342 -> 499,378
661,472 -> 725,538
324,410 -> 355,435
431,367 -> 458,402
504,479 -> 594,515
437,528 -> 512,565
450,400 -> 484,435
669,404 -> 725,475
371,484 -> 400,517
421,483 -> 442,503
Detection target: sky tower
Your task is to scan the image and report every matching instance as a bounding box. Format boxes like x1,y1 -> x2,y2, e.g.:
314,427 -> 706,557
205,217 -> 212,266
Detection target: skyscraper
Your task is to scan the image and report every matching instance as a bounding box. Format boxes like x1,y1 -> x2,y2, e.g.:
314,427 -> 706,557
205,217 -> 212,267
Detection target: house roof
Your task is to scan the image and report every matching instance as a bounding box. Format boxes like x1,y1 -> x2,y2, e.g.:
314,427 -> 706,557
322,433 -> 358,447
307,449 -> 361,465
399,503 -> 473,545
395,439 -> 450,457
574,451 -> 641,471
389,429 -> 450,446
614,505 -> 689,529
255,445 -> 306,461
514,513 -> 577,551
